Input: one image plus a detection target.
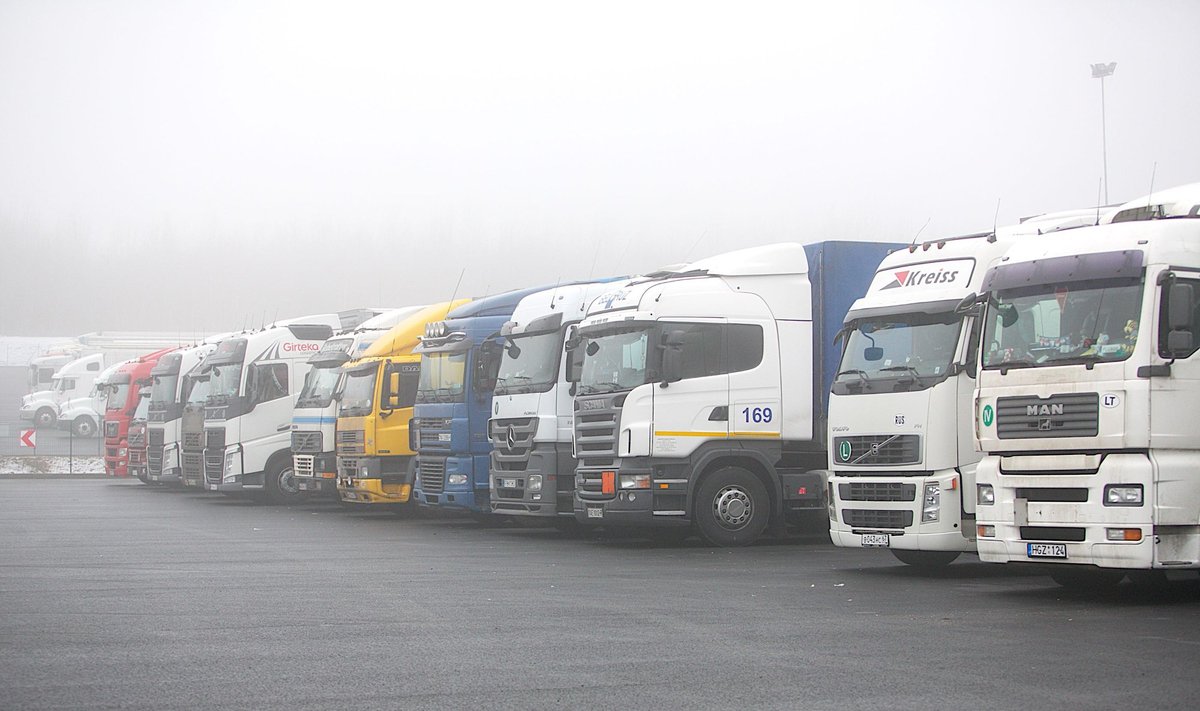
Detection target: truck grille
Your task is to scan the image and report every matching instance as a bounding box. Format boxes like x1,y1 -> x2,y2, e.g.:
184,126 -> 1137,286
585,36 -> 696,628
489,417 -> 536,472
416,418 -> 453,453
339,457 -> 361,477
293,454 -> 315,478
336,430 -> 364,455
996,393 -> 1099,439
1020,526 -> 1086,542
418,457 -> 446,494
205,428 -> 226,451
104,421 -> 119,439
838,482 -> 917,502
129,448 -> 146,465
292,430 -> 323,454
842,509 -> 914,529
149,429 -> 164,448
833,435 -> 920,466
204,428 -> 226,484
182,452 -> 203,481
128,429 -> 146,447
183,431 -> 202,449
574,395 -> 622,468
148,428 -> 165,476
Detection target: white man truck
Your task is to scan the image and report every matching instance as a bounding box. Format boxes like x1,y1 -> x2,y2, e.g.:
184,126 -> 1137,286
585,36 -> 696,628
203,313 -> 370,503
290,307 -> 425,496
488,281 -> 620,518
974,184 -> 1200,587
827,210 -> 1104,566
571,242 -> 899,545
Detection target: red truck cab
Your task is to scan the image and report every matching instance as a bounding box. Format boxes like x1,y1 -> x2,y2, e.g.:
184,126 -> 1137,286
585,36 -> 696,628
104,349 -> 174,477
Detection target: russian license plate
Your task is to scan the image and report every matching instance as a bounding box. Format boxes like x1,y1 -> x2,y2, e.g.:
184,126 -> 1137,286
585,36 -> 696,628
500,478 -> 517,489
861,533 -> 890,548
587,507 -> 604,519
1027,542 -> 1068,559
438,433 -> 451,442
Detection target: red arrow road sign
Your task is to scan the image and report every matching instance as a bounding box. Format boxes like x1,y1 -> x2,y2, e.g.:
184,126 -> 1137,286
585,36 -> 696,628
19,429 -> 36,448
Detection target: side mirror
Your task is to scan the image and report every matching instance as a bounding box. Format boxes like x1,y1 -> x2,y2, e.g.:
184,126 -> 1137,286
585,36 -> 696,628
384,371 -> 401,410
999,304 -> 1019,328
955,292 -> 983,316
863,347 -> 884,362
659,329 -> 686,386
1168,282 -> 1194,330
585,340 -> 600,356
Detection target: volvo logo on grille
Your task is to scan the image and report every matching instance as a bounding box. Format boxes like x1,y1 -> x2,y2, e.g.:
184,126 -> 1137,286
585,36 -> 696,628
1026,403 -> 1065,416
506,425 -> 517,451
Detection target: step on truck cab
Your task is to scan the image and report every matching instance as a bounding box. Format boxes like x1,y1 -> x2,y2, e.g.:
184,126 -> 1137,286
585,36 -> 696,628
202,312 -> 371,503
289,307 -> 428,497
488,281 -> 622,517
335,300 -> 470,506
973,184 -> 1200,587
411,288 -> 549,513
571,242 -> 900,546
827,210 -> 1103,566
146,340 -> 224,485
103,349 -> 174,477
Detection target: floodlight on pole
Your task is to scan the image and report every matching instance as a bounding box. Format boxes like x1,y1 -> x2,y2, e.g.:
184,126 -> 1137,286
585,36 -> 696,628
1091,62 -> 1117,203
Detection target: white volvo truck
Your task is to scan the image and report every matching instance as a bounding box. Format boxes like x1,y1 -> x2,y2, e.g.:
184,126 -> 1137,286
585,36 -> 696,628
203,313 -> 370,503
572,242 -> 899,546
487,281 -> 620,518
146,341 -> 222,484
974,184 -> 1200,587
827,210 -> 1104,566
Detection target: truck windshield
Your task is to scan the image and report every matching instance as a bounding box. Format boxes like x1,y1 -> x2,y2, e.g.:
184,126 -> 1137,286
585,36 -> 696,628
417,353 -> 467,403
297,365 -> 342,409
186,376 -> 210,406
133,395 -> 149,421
579,325 -> 652,395
834,312 -> 961,394
106,383 -> 130,412
983,278 -> 1143,369
338,365 -> 378,417
150,374 -> 180,408
495,330 -> 562,395
208,362 -> 244,399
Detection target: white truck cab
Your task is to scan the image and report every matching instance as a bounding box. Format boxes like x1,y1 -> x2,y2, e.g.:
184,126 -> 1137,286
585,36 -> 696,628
56,361 -> 128,438
21,354 -> 107,429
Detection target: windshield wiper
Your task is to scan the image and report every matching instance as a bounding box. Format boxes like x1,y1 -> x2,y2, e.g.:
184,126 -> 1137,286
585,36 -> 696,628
992,360 -> 1036,375
835,369 -> 873,390
879,365 -> 925,387
580,381 -> 623,395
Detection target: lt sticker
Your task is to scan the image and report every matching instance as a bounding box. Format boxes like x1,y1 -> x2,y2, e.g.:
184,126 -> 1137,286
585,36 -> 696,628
981,404 -> 994,427
1102,394 -> 1121,408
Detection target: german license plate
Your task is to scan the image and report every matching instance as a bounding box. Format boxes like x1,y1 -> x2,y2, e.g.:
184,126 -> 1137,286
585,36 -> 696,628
500,478 -> 517,489
861,533 -> 890,547
1027,542 -> 1068,559
587,507 -> 604,519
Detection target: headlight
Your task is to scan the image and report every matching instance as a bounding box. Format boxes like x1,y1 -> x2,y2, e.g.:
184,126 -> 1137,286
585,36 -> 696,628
224,451 -> 236,475
447,473 -> 468,486
117,447 -> 128,457
921,483 -> 940,522
977,484 -> 994,505
618,474 -> 650,489
1104,484 -> 1143,506
527,474 -> 543,492
827,481 -> 836,521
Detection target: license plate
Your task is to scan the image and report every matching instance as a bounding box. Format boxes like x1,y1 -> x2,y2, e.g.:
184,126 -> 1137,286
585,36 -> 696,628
438,433 -> 451,442
500,478 -> 517,489
1027,542 -> 1068,559
861,533 -> 890,547
587,507 -> 604,519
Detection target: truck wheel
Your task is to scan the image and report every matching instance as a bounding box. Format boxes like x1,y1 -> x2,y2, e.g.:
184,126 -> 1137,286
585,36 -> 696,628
1049,567 -> 1126,590
35,407 -> 56,428
891,550 -> 960,568
264,458 -> 302,505
72,416 -> 97,438
694,467 -> 769,547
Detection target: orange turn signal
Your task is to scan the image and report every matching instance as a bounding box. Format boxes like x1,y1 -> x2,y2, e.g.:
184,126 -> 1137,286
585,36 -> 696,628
601,471 -> 616,495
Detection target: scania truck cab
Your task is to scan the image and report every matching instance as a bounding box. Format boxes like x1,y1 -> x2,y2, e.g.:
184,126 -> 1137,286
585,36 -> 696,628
411,288 -> 547,513
488,281 -> 621,518
203,312 -> 368,503
336,300 -> 470,506
827,210 -> 1103,566
571,242 -> 899,546
974,184 -> 1200,587
146,341 -> 220,485
104,349 -> 174,477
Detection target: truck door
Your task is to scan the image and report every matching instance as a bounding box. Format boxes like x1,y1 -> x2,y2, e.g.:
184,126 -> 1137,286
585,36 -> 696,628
652,320 -> 730,459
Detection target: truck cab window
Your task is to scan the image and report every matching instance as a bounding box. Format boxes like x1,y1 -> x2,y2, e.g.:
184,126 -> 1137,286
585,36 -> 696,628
1158,277 -> 1200,358
250,363 -> 289,403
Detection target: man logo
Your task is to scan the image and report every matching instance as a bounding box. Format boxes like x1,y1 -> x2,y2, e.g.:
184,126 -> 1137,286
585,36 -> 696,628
1026,403 -> 1065,416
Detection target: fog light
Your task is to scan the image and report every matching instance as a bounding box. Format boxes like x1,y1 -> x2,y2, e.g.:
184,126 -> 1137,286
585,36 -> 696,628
527,475 -> 543,492
977,484 -> 994,505
1104,484 -> 1143,506
977,525 -> 995,538
922,483 -> 940,522
118,447 -> 128,457
1106,528 -> 1143,541
619,474 -> 650,489
447,474 -> 468,486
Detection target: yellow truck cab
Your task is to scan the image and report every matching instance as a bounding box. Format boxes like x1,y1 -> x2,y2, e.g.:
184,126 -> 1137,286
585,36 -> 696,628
336,300 -> 470,506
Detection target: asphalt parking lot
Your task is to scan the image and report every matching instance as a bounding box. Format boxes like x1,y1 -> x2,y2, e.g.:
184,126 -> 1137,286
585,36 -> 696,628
2,479 -> 1199,710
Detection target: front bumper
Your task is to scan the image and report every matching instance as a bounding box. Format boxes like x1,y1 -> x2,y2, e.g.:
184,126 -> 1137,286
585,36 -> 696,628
489,444 -> 573,517
338,478 -> 412,504
572,462 -> 688,528
412,455 -> 487,512
828,469 -> 974,553
295,453 -> 338,494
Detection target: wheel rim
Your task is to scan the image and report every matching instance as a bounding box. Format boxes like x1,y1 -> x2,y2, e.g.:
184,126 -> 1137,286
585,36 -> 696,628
278,467 -> 299,495
37,411 -> 54,427
77,420 -> 94,437
712,485 -> 753,530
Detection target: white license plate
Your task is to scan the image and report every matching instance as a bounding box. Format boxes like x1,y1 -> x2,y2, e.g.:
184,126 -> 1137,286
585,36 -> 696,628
861,533 -> 890,547
1027,543 -> 1068,559
438,433 -> 451,442
500,478 -> 517,489
587,507 -> 604,519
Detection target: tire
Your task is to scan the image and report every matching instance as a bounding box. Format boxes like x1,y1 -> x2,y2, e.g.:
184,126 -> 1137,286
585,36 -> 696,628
72,416 -> 97,438
891,550 -> 961,568
1050,567 -> 1126,590
35,407 -> 56,428
264,458 -> 303,505
694,466 -> 770,547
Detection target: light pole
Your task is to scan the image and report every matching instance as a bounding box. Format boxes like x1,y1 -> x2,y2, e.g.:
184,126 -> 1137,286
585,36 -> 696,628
1091,61 -> 1117,204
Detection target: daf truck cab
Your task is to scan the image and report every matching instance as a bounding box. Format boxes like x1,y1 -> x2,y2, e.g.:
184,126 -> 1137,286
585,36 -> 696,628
411,288 -> 548,513
336,300 -> 470,506
488,281 -> 622,518
571,242 -> 899,546
290,307 -> 428,497
203,312 -> 371,503
104,349 -> 174,477
973,184 -> 1200,587
146,341 -> 222,485
827,210 -> 1104,566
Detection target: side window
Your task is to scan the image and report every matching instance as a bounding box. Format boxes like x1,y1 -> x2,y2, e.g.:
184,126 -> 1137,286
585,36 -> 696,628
726,324 -> 764,373
1159,277 -> 1200,358
87,362 -> 100,371
250,363 -> 289,402
666,322 -> 764,381
63,378 -> 76,390
385,363 -> 421,409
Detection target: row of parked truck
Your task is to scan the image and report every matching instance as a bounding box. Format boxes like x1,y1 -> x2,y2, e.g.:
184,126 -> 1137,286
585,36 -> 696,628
25,182 -> 1200,587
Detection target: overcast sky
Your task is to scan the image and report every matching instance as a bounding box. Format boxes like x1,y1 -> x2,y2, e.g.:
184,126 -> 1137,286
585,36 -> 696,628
2,0 -> 1197,336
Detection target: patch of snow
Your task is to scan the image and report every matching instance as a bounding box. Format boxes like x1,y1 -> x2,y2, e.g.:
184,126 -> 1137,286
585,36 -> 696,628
0,455 -> 104,474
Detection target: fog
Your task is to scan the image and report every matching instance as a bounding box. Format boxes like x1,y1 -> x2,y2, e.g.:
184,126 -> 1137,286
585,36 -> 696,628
1,0 -> 1197,336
